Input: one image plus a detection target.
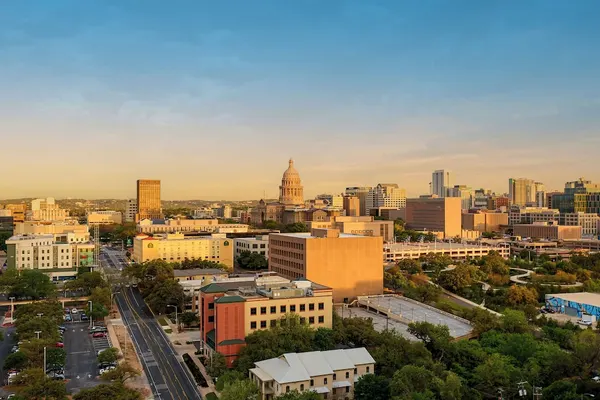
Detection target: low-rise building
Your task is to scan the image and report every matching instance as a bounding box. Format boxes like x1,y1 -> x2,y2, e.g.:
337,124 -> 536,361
461,211 -> 508,233
132,233 -> 234,268
269,229 -> 383,303
513,222 -> 582,240
5,233 -> 95,281
125,199 -> 137,223
234,236 -> 269,258
308,216 -> 394,242
14,222 -> 89,236
173,268 -> 229,283
87,211 -> 123,225
3,204 -> 26,224
559,212 -> 600,237
250,348 -> 375,400
405,197 -> 462,238
27,197 -> 68,222
508,207 -> 559,225
199,274 -> 333,367
137,218 -> 249,234
384,241 -> 509,264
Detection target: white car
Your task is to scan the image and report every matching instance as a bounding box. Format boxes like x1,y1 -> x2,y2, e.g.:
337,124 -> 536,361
71,308 -> 78,314
578,319 -> 593,326
99,365 -> 116,375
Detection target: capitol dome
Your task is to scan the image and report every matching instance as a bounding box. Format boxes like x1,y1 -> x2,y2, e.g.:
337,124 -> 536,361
279,158 -> 304,206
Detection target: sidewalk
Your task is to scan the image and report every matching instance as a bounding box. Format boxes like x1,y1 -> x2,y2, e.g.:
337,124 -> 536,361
163,318 -> 218,397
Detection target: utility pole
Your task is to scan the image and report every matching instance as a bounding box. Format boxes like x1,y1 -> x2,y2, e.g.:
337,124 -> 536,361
533,386 -> 542,400
517,381 -> 528,397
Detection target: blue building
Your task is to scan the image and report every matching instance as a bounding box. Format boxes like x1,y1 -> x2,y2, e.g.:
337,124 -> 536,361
545,292 -> 600,319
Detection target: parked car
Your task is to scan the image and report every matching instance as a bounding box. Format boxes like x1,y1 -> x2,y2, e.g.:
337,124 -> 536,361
90,326 -> 107,334
10,346 -> 19,353
71,308 -> 78,314
59,325 -> 66,331
98,362 -> 117,369
64,314 -> 72,322
92,332 -> 106,338
99,365 -> 116,375
578,319 -> 593,326
55,342 -> 64,348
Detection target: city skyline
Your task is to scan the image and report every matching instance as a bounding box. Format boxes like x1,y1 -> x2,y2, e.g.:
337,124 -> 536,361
1,1 -> 600,199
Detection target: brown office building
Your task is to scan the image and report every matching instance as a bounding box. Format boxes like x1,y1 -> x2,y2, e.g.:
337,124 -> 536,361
405,197 -> 462,238
462,211 -> 508,233
513,222 -> 582,240
343,195 -> 360,217
3,204 -> 26,224
136,179 -> 163,222
269,228 -> 383,303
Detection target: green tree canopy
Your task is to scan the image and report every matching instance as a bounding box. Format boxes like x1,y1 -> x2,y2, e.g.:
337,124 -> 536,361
73,383 -> 143,400
100,362 -> 140,384
275,390 -> 321,400
236,251 -> 268,270
98,347 -> 120,364
13,368 -> 67,400
3,351 -> 28,371
144,279 -> 185,314
180,311 -> 200,327
220,378 -> 258,400
354,373 -> 390,400
9,269 -> 56,300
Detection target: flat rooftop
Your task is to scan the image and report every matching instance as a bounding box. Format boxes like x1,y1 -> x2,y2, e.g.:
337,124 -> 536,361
173,268 -> 228,277
272,232 -> 365,239
336,306 -> 420,341
546,292 -> 600,308
385,242 -> 505,251
354,295 -> 473,339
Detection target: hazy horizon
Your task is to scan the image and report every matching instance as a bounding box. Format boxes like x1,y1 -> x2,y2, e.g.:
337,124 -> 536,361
1,1 -> 599,200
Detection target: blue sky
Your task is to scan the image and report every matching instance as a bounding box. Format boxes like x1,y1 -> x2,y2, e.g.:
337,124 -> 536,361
1,0 -> 599,199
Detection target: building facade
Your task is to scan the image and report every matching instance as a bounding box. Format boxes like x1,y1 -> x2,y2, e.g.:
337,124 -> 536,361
461,211 -> 508,233
199,275 -> 333,367
405,197 -> 462,238
343,196 -> 360,217
14,222 -> 89,236
87,211 -> 123,225
269,229 -> 383,303
384,242 -> 510,264
136,179 -> 163,222
5,233 -> 95,280
559,212 -> 600,237
125,199 -> 137,222
234,236 -> 269,258
344,187 -> 372,216
508,207 -> 560,225
513,222 -> 582,240
3,204 -> 26,224
137,218 -> 249,234
447,185 -> 474,210
308,216 -> 394,243
250,348 -> 375,400
27,198 -> 68,222
509,178 -> 537,207
553,178 -> 600,214
431,170 -> 453,198
365,184 -> 406,216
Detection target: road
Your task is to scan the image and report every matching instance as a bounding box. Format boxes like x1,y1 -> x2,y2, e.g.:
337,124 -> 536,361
103,247 -> 202,400
0,327 -> 16,378
509,267 -> 583,288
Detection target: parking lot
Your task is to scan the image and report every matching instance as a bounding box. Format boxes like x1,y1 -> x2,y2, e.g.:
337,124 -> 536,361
64,311 -> 112,395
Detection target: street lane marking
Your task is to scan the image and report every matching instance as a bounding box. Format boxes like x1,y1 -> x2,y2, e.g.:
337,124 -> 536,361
69,351 -> 90,355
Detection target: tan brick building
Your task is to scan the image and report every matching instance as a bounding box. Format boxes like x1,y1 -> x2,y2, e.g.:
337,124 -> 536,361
461,211 -> 508,233
513,222 -> 582,240
405,197 -> 462,238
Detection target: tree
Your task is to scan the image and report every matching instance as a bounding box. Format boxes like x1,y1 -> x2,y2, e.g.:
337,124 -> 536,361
144,279 -> 185,314
10,269 -> 56,300
506,285 -> 538,307
572,329 -> 600,377
275,391 -> 320,400
0,231 -> 11,252
437,264 -> 481,292
220,378 -> 258,400
13,368 -> 67,400
215,370 -> 246,391
46,348 -> 67,370
354,373 -> 390,400
98,347 -> 120,364
65,271 -> 108,293
407,321 -> 452,361
439,372 -> 463,400
473,354 -> 517,396
541,380 -> 579,400
74,383 -> 143,400
180,311 -> 200,328
14,300 -> 64,325
3,351 -> 28,371
206,352 -> 227,378
16,316 -> 61,341
283,223 -> 309,233
397,259 -> 422,275
390,365 -> 440,398
179,258 -> 228,271
236,251 -> 268,270
500,310 -> 530,334
312,328 -> 336,351
100,363 -> 140,384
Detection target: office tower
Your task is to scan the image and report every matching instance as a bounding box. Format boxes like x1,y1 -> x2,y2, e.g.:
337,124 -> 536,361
269,228 -> 383,302
365,184 -> 407,216
535,182 -> 546,207
345,187 -> 372,216
136,179 -> 163,222
553,178 -> 600,214
405,197 -> 462,238
508,178 -> 536,206
432,170 -> 453,197
125,199 -> 137,222
447,185 -> 474,210
343,195 -> 360,216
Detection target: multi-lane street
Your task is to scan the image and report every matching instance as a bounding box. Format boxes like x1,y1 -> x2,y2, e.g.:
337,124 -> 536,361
103,248 -> 202,400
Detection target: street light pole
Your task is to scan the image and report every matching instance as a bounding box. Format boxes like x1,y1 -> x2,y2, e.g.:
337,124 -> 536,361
35,330 -> 41,339
9,297 -> 15,320
88,300 -> 93,329
43,346 -> 47,375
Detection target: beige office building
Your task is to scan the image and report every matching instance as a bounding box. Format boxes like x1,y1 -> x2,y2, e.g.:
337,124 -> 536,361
308,216 -> 394,242
461,211 -> 508,233
27,198 -> 68,222
125,199 -> 138,222
137,218 -> 248,234
405,197 -> 462,238
343,196 -> 360,217
136,179 -> 163,222
345,187 -> 372,216
366,184 -> 406,216
87,211 -> 123,225
269,229 -> 383,303
133,232 -> 234,268
250,348 -> 375,400
513,222 -> 582,240
3,204 -> 26,224
384,242 -> 510,264
14,222 -> 89,236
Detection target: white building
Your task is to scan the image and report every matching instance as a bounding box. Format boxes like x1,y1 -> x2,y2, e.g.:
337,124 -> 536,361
250,348 -> 375,400
193,208 -> 215,219
383,241 -> 509,264
125,199 -> 137,223
87,211 -> 123,225
5,233 -> 95,281
366,184 -> 406,216
234,235 -> 269,258
137,218 -> 248,234
508,207 -> 559,225
560,212 -> 600,237
27,197 -> 68,222
432,170 -> 453,198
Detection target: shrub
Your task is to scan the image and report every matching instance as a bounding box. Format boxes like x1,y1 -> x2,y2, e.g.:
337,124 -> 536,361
182,353 -> 208,387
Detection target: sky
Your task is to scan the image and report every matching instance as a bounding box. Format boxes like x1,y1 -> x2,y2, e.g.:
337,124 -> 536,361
1,0 -> 599,200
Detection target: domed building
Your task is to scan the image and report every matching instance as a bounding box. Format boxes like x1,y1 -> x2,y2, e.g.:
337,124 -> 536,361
279,158 -> 304,206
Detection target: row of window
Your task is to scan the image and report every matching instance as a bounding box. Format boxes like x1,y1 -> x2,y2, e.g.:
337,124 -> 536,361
250,303 -> 325,315
270,240 -> 305,250
250,315 -> 325,330
270,248 -> 304,260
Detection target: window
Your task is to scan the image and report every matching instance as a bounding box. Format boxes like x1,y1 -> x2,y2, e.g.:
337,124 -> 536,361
318,316 -> 324,323
260,307 -> 267,315
309,303 -> 315,311
366,366 -> 370,373
270,320 -> 277,328
300,304 -> 305,312
300,384 -> 304,391
208,316 -> 214,323
346,387 -> 350,393
250,321 -> 257,329
310,379 -> 314,387
280,305 -> 286,313
324,377 -> 328,384
333,373 -> 337,380
290,305 -> 296,312
286,386 -> 290,393
270,306 -> 276,314
300,317 -> 306,324
251,307 -> 257,315
318,302 -> 324,310
260,320 -> 267,328
208,303 -> 214,310
345,372 -> 349,379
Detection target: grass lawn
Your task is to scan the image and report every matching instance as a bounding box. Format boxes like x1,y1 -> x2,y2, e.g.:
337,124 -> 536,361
164,329 -> 173,334
158,317 -> 169,327
205,393 -> 218,400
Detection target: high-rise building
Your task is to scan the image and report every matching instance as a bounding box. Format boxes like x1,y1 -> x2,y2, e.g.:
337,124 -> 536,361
535,182 -> 546,207
431,170 -> 453,198
405,197 -> 462,238
447,185 -> 474,210
366,184 -> 406,216
125,199 -> 137,222
136,179 -> 163,222
509,178 -> 537,206
553,178 -> 600,214
269,228 -> 383,302
345,187 -> 372,216
3,204 -> 26,224
343,195 -> 360,217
